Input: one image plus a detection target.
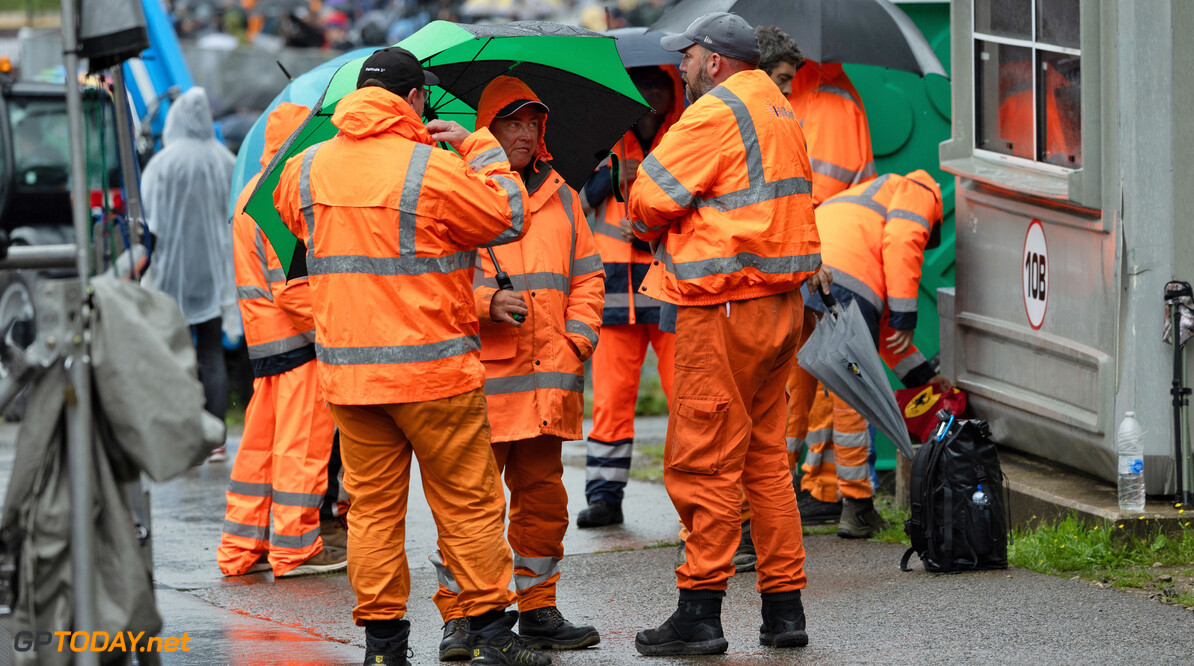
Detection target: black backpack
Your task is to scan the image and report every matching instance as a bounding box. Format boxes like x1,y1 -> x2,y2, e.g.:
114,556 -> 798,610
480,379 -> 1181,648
901,412 -> 1008,573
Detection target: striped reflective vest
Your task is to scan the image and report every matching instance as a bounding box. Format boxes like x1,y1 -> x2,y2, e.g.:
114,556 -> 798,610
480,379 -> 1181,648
629,69 -> 820,306
473,164 -> 605,442
788,62 -> 876,206
274,86 -> 529,405
815,170 -> 942,332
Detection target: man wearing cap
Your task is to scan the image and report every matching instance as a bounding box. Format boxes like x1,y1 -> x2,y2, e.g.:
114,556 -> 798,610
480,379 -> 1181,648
274,47 -> 546,666
627,13 -> 831,655
429,75 -> 605,661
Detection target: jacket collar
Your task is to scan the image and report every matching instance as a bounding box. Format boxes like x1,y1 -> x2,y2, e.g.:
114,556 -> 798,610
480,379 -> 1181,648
331,87 -> 434,144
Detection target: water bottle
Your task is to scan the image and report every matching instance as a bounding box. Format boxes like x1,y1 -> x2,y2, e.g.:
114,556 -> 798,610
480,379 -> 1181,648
969,484 -> 993,554
1117,411 -> 1146,512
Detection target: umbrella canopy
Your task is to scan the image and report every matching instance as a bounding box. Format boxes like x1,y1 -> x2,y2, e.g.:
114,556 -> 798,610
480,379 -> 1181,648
243,20 -> 650,278
650,0 -> 946,77
797,296 -> 916,459
607,26 -> 682,68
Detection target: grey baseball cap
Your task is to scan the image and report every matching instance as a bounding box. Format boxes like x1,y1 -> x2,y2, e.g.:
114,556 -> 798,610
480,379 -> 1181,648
660,12 -> 761,65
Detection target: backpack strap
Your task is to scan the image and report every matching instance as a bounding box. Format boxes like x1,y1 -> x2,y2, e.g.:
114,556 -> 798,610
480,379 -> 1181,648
900,547 -> 917,572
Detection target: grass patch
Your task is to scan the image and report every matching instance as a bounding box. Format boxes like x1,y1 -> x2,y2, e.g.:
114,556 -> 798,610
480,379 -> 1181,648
872,501 -> 911,546
1008,514 -> 1194,574
1172,591 -> 1194,606
635,376 -> 669,416
629,444 -> 665,481
1108,571 -> 1152,589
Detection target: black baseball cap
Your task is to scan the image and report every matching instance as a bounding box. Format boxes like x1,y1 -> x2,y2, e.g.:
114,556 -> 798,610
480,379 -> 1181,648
660,12 -> 761,65
356,47 -> 439,96
495,99 -> 550,118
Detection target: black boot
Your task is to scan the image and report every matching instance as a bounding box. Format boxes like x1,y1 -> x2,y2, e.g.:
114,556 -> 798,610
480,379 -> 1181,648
518,606 -> 600,650
468,610 -> 552,665
438,617 -> 470,661
759,590 -> 808,648
732,520 -> 757,573
364,619 -> 411,666
797,490 -> 842,525
576,500 -> 623,528
634,590 -> 728,656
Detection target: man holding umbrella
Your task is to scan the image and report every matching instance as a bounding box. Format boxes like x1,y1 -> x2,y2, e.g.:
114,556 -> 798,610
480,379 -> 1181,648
628,13 -> 831,656
274,47 -> 545,666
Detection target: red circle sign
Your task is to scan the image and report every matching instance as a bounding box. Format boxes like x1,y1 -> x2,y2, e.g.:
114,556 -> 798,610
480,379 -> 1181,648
1022,219 -> 1048,330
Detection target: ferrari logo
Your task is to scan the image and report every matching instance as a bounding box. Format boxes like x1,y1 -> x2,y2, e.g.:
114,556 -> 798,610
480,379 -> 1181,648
374,657 -> 384,664
904,386 -> 939,418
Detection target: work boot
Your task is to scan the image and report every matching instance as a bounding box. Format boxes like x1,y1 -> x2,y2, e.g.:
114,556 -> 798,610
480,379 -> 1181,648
321,517 -> 348,550
732,520 -> 757,573
759,590 -> 809,648
836,496 -> 888,539
468,610 -> 552,665
797,490 -> 842,525
277,545 -> 348,577
438,618 -> 470,661
634,590 -> 728,656
576,500 -> 623,528
364,619 -> 411,666
518,606 -> 600,650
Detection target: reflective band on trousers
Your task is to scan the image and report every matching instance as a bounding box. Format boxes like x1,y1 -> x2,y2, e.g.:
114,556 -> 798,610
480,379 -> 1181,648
588,440 -> 632,458
834,430 -> 870,448
512,555 -> 561,591
248,332 -> 316,360
272,489 -> 324,508
804,447 -> 835,466
485,371 -> 584,396
586,465 -> 629,483
480,175 -> 525,247
228,480 -> 271,497
222,519 -> 267,543
429,550 -> 462,593
565,319 -> 598,347
806,427 -> 833,445
836,463 -> 871,481
786,437 -> 806,453
271,525 -> 320,549
316,335 -> 480,366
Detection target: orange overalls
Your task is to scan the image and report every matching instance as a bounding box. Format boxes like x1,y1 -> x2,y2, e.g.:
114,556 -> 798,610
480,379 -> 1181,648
630,69 -> 819,593
218,103 -> 336,577
273,86 -> 528,625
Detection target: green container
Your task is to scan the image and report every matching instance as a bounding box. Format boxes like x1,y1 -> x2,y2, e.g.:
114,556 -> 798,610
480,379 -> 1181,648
842,1 -> 953,472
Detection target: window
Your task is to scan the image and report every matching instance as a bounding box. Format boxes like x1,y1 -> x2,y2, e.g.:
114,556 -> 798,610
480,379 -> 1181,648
974,0 -> 1081,169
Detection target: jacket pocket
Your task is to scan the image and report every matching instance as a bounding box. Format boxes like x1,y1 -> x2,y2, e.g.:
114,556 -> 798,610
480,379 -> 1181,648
479,334 -> 518,362
665,396 -> 730,475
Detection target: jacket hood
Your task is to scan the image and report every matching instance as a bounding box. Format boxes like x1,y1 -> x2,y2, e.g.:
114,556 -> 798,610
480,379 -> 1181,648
904,169 -> 943,226
261,102 -> 310,168
476,75 -> 552,163
163,87 -> 215,145
331,86 -> 433,144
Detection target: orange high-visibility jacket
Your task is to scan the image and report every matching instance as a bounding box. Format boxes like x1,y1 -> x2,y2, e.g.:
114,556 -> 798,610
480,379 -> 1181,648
815,169 -> 942,332
629,69 -> 820,306
473,165 -> 605,442
592,65 -> 684,325
788,62 -> 876,206
233,103 -> 316,377
274,86 -> 529,405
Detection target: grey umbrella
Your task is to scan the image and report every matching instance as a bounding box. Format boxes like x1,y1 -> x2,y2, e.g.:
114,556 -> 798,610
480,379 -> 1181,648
650,0 -> 947,77
607,26 -> 682,68
797,293 -> 916,459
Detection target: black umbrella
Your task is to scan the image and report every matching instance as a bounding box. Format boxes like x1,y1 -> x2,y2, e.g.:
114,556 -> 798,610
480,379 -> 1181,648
607,27 -> 682,68
651,0 -> 947,77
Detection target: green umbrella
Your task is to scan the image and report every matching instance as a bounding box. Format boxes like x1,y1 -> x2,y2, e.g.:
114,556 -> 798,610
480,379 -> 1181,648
244,20 -> 650,278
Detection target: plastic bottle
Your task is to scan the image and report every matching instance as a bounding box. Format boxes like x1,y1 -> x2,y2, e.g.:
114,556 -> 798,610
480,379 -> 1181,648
1117,411 -> 1146,512
969,484 -> 993,555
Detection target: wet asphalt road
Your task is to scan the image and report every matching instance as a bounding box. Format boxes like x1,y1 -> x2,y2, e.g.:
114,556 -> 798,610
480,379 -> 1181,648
1,420 -> 1193,664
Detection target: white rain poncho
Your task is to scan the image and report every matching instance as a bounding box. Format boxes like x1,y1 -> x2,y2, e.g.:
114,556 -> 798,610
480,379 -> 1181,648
142,88 -> 236,326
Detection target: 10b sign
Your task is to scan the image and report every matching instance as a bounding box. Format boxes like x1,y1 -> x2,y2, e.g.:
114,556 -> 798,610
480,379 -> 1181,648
1022,219 -> 1048,330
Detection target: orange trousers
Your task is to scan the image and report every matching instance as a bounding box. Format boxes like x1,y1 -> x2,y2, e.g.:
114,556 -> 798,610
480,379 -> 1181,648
330,389 -> 515,625
787,357 -> 872,502
668,290 -> 807,593
433,435 -> 568,620
218,360 -> 334,576
589,323 -> 675,444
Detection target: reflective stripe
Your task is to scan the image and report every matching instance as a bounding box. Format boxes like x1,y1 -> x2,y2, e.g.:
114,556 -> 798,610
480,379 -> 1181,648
807,427 -> 833,445
863,174 -> 892,197
270,526 -> 320,549
474,273 -> 498,289
604,292 -> 660,309
818,84 -> 858,106
560,184 -> 577,282
429,550 -> 462,593
565,319 -> 598,347
266,267 -> 287,283
254,230 -> 271,290
484,371 -> 584,395
222,519 -> 268,542
272,490 -> 324,508
299,145 -> 320,263
693,176 -> 811,211
228,480 -> 271,497
786,437 -> 806,453
631,217 -> 670,234
819,194 -> 887,218
670,251 -> 821,281
888,297 -> 918,314
468,146 -> 507,171
810,157 -> 875,187
237,286 -> 272,301
513,272 -> 568,292
834,430 -> 870,448
826,268 -> 885,312
248,333 -> 314,360
571,254 -> 604,276
481,175 -> 525,247
308,251 -> 473,277
893,350 -> 929,380
588,441 -> 632,459
586,466 -> 629,482
399,144 -> 433,257
858,161 -> 878,183
591,216 -> 624,240
836,463 -> 871,481
316,335 -> 480,366
641,153 -> 694,209
513,555 -> 561,591
888,208 -> 932,231
707,86 -> 763,186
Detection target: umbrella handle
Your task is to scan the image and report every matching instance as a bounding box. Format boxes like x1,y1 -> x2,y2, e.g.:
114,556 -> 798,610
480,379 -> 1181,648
819,288 -> 836,310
